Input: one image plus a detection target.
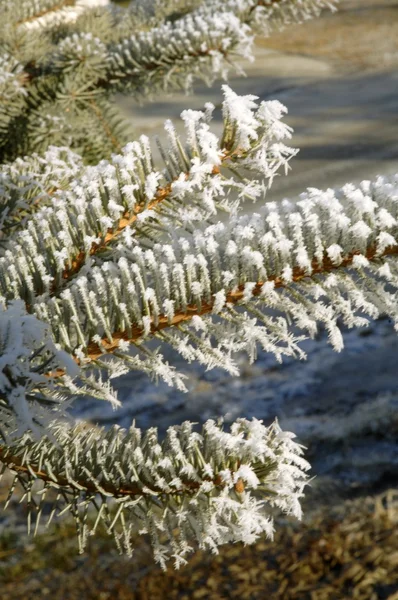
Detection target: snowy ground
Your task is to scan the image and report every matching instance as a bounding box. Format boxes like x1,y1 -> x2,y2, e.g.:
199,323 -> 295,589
73,0 -> 398,505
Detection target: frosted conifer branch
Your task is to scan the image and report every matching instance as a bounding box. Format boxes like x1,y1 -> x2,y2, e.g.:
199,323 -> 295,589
107,0 -> 336,96
0,87 -> 295,304
1,0 -> 75,27
35,172 -> 398,381
2,94 -> 398,390
0,146 -> 82,233
0,0 -> 336,162
3,0 -> 398,571
106,10 -> 255,95
127,0 -> 200,27
128,0 -> 336,34
0,417 -> 310,567
0,300 -> 80,440
193,0 -> 337,36
6,1 -> 109,28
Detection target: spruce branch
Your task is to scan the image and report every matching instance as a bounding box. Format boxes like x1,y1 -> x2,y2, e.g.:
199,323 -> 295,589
0,300 -> 80,440
2,89 -> 398,391
28,168 -> 398,393
41,171 -> 398,376
0,0 -> 77,29
84,243 -> 398,361
14,0 -> 77,26
0,146 -> 82,234
0,417 -> 310,567
0,87 -> 295,304
2,0 -> 398,573
88,97 -> 123,153
104,0 -> 337,96
0,0 -> 336,162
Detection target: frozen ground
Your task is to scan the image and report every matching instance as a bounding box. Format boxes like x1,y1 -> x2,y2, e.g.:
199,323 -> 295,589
72,0 -> 398,504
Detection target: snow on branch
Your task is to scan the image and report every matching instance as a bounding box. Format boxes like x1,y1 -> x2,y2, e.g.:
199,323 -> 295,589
0,146 -> 82,233
1,91 -> 397,390
127,0 -> 336,34
0,300 -> 79,440
0,87 -> 295,305
195,0 -> 337,37
35,172 -> 398,380
106,9 -> 255,95
11,0 -> 109,28
0,417 -> 310,567
107,0 -> 336,96
1,0 -> 75,27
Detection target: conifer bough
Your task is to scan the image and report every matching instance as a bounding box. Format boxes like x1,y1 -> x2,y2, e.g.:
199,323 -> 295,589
2,0 -> 396,570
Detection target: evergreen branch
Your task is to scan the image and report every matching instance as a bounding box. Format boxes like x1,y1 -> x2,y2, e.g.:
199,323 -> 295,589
85,244 -> 398,361
0,0 -> 335,162
104,1 -> 336,96
42,170 -> 398,385
61,180 -> 178,280
60,150 -> 237,283
0,439 -> 241,498
3,90 -> 398,395
0,0 -> 77,29
88,97 -> 123,154
0,1 -> 396,573
15,0 -> 77,26
0,417 -> 310,567
0,146 -> 82,234
0,300 -> 80,438
127,0 -> 203,27
0,88 -> 294,302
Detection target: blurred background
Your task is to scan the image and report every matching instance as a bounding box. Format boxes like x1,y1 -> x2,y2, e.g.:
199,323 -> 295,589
117,0 -> 398,199
1,1 -> 398,598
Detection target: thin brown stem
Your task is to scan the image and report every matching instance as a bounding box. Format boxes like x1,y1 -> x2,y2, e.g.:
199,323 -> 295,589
58,159 -> 227,287
83,244 -> 398,361
88,98 -> 123,154
0,445 -> 243,498
16,0 -> 77,26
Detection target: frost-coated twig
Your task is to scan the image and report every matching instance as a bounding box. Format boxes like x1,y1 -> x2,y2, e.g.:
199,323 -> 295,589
85,243 -> 398,360
0,87 -> 295,302
0,418 -> 310,569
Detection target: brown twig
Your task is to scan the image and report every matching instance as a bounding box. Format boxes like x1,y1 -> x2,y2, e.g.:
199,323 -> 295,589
59,159 -> 226,287
83,243 -> 398,361
0,445 -> 244,498
16,0 -> 77,26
